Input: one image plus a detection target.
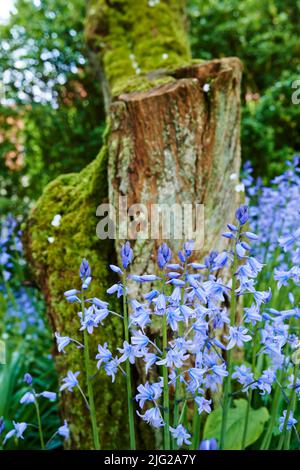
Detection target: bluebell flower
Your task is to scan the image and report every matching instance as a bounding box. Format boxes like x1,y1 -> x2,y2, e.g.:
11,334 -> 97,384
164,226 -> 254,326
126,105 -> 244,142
92,297 -> 109,309
58,420 -> 70,440
39,391 -> 57,401
131,330 -> 149,349
135,380 -> 163,408
184,240 -> 194,257
109,264 -> 123,274
222,231 -> 235,239
199,438 -> 218,450
235,205 -> 249,225
226,326 -> 251,350
232,365 -> 255,391
107,283 -> 124,297
257,368 -> 276,395
211,363 -> 228,378
64,289 -> 80,303
279,410 -> 297,432
79,259 -> 91,280
144,352 -> 157,374
131,300 -> 151,328
178,250 -> 186,263
169,424 -> 191,447
144,289 -> 159,302
60,371 -> 80,392
188,367 -> 207,389
167,271 -> 182,279
168,278 -> 186,287
157,243 -> 172,269
195,396 -> 212,414
242,231 -> 259,241
244,304 -> 262,325
137,407 -> 164,428
0,417 -> 5,436
154,293 -> 166,315
118,341 -> 143,364
55,332 -> 72,353
236,243 -> 246,258
121,241 -> 133,269
131,274 -> 161,282
212,252 -> 228,270
157,347 -> 189,369
78,306 -> 99,334
104,357 -> 119,382
20,392 -> 35,405
166,308 -> 183,331
23,373 -> 33,385
3,422 -> 27,444
96,343 -> 112,368
82,276 -> 92,290
94,307 -> 109,324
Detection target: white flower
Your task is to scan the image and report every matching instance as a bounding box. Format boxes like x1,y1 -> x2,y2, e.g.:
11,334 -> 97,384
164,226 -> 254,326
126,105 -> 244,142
48,236 -> 55,244
230,173 -> 238,180
21,175 -> 30,187
235,183 -> 245,193
51,214 -> 62,227
203,83 -> 210,92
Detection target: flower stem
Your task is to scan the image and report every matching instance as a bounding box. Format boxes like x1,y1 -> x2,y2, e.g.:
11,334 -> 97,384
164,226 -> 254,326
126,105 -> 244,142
34,397 -> 45,450
162,313 -> 171,450
122,281 -> 136,450
260,372 -> 282,449
278,365 -> 298,450
220,231 -> 239,449
81,296 -> 101,450
172,370 -> 180,450
241,325 -> 259,449
192,406 -> 201,450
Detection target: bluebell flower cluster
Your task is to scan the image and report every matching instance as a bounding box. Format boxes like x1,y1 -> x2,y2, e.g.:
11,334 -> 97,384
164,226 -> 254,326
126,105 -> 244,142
54,190 -> 300,451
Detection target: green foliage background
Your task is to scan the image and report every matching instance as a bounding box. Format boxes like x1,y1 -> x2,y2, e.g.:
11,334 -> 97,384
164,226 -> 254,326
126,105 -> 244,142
0,0 -> 299,213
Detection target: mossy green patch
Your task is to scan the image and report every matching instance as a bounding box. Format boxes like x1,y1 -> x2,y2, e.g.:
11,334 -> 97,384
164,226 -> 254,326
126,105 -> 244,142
85,0 -> 191,96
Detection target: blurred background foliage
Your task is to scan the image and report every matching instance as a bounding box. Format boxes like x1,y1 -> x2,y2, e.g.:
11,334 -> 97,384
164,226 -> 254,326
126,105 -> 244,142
0,0 -> 299,215
188,0 -> 300,178
0,0 -> 105,215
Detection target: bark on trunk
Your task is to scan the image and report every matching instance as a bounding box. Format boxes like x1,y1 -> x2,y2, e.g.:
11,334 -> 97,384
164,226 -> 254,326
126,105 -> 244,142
24,0 -> 242,449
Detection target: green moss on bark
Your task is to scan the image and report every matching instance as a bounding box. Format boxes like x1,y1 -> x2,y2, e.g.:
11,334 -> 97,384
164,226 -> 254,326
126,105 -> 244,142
25,130 -> 130,448
85,0 -> 191,96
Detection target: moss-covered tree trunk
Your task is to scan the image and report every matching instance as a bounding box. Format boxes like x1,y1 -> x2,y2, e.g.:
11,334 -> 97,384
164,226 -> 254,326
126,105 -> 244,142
24,0 -> 242,449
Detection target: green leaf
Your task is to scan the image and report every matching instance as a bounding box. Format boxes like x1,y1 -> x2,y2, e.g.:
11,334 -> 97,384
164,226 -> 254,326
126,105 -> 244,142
203,399 -> 269,449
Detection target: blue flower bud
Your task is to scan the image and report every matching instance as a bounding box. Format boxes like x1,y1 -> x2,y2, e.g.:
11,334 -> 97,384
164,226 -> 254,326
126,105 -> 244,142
157,243 -> 172,269
235,205 -> 249,225
79,258 -> 91,280
121,241 -> 133,269
23,373 -> 32,385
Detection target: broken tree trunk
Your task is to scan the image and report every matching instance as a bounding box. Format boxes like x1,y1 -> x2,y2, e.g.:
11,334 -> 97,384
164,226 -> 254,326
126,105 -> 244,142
24,0 -> 242,449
